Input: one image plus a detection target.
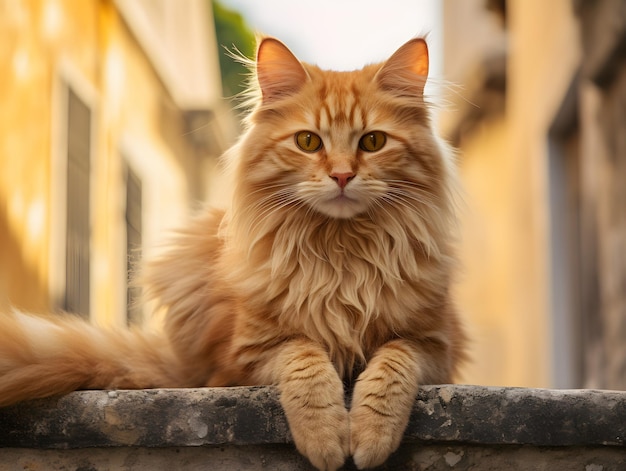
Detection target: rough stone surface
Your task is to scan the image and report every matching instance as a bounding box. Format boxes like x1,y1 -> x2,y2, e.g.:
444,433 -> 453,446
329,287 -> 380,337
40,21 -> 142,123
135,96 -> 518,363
0,386 -> 289,448
406,385 -> 626,446
0,385 -> 625,470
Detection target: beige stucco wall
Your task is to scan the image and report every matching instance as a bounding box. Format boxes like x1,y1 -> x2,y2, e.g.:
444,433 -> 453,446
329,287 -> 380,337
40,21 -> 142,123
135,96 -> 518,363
444,0 -> 582,387
0,0 -> 226,326
0,0 -> 99,312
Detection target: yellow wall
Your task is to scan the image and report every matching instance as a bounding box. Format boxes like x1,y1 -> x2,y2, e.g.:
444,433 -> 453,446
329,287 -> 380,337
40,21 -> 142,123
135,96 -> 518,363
444,0 -> 582,388
452,118 -> 521,386
0,0 -> 224,325
505,0 -> 581,387
0,0 -> 96,311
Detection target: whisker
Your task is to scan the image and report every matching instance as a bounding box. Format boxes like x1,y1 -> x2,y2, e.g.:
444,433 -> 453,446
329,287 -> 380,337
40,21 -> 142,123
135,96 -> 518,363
379,193 -> 429,221
242,186 -> 311,234
383,181 -> 440,212
388,190 -> 438,213
247,195 -> 299,229
369,198 -> 397,222
244,182 -> 296,198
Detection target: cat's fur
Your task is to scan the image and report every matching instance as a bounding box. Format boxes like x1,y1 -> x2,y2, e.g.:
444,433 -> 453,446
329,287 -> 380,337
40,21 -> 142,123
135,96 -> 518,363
0,37 -> 467,470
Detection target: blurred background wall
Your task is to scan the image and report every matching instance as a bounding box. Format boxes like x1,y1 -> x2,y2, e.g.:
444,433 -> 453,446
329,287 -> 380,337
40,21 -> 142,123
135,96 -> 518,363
0,0 -> 237,326
0,0 -> 624,390
442,0 -> 626,390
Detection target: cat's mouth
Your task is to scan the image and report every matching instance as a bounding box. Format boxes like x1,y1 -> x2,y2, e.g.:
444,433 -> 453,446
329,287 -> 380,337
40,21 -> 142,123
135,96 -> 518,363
316,191 -> 368,219
333,192 -> 355,202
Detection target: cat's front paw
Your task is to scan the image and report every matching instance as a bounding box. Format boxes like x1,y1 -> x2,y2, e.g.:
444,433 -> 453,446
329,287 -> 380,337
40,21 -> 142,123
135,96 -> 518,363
288,401 -> 350,471
277,341 -> 351,471
349,403 -> 405,470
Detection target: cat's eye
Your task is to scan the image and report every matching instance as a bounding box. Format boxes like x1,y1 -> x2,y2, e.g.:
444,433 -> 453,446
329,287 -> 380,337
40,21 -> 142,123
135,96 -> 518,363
295,131 -> 323,153
359,131 -> 387,152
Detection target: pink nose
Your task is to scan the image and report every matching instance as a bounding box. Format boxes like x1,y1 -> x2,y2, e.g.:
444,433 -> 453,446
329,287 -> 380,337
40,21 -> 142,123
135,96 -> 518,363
330,172 -> 356,189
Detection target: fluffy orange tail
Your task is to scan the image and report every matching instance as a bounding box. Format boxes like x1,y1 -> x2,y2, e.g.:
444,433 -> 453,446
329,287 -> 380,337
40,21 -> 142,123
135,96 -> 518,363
0,311 -> 188,407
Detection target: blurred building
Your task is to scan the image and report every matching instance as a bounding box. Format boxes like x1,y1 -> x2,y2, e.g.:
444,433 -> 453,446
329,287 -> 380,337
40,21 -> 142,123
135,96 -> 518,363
443,0 -> 626,389
0,0 -> 235,325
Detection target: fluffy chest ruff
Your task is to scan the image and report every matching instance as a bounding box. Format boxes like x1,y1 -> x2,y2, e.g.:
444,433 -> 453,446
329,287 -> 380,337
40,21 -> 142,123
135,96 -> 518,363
229,208 -> 452,376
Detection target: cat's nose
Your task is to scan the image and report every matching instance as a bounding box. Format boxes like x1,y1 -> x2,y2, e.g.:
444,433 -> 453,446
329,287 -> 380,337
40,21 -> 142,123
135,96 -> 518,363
330,172 -> 356,189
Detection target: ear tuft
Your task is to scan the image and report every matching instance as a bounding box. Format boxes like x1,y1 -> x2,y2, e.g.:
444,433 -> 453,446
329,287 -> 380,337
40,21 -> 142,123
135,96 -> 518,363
256,38 -> 309,104
376,38 -> 429,97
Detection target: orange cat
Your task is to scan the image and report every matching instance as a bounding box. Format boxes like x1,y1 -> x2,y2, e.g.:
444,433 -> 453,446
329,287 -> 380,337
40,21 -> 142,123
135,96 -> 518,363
0,37 -> 467,470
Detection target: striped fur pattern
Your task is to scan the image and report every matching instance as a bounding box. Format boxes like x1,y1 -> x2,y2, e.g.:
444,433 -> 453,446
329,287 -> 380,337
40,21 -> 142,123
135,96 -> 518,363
0,38 -> 467,470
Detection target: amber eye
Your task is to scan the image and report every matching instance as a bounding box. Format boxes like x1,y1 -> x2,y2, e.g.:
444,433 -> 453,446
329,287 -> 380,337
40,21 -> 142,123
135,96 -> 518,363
358,131 -> 387,152
295,131 -> 323,153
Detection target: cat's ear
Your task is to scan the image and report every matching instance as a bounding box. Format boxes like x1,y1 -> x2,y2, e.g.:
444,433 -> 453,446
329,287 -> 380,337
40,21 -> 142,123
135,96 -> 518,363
256,38 -> 309,104
376,38 -> 429,97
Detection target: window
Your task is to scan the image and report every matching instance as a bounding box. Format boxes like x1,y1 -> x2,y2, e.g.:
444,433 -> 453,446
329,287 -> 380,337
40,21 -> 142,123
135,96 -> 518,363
125,164 -> 143,324
63,88 -> 91,317
548,77 -> 583,388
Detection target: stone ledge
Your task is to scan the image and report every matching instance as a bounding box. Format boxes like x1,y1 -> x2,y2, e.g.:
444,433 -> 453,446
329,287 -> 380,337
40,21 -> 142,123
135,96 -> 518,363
1,385 -> 625,470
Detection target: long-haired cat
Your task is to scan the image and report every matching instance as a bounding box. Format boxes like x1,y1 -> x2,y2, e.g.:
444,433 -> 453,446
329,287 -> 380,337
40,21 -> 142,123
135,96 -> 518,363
0,37 -> 466,470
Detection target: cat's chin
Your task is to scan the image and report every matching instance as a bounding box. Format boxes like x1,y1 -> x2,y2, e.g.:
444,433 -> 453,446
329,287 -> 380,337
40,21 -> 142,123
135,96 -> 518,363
314,195 -> 369,219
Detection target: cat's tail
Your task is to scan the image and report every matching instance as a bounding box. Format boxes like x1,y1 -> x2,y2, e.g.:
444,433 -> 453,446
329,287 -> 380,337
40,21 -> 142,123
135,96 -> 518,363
0,310 -> 189,407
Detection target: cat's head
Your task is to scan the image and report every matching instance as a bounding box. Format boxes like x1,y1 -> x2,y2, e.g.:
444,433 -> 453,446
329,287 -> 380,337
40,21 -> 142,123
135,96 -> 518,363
232,37 -> 454,226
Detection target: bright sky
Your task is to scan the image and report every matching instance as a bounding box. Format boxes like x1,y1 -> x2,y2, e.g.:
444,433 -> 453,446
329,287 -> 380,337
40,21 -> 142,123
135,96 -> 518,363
219,0 -> 443,79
